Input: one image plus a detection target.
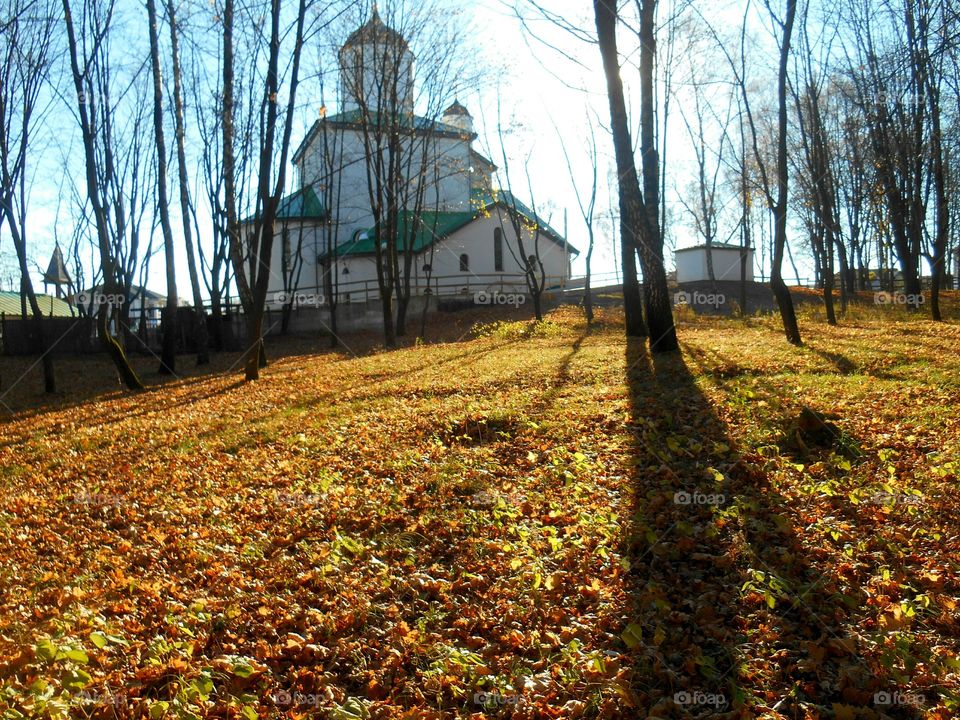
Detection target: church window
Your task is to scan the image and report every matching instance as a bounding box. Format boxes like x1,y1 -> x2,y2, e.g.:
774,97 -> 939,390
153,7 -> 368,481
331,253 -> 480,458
494,227 -> 503,271
459,253 -> 469,272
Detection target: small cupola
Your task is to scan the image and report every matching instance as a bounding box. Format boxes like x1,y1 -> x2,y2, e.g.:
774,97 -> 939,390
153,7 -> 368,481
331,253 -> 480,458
340,4 -> 408,54
441,99 -> 473,135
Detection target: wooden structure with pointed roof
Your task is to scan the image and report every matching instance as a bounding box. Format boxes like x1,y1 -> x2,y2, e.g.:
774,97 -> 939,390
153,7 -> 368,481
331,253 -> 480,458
42,244 -> 71,298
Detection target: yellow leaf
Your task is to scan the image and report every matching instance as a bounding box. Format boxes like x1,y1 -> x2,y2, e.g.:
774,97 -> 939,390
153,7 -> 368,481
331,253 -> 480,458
832,703 -> 858,720
621,623 -> 643,649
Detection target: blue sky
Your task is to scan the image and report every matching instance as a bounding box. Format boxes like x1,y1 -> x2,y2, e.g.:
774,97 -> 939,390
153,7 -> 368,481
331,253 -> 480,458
3,0 -> 808,296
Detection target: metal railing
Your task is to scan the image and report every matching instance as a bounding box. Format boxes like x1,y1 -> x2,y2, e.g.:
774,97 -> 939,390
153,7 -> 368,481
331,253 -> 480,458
212,273 -> 577,310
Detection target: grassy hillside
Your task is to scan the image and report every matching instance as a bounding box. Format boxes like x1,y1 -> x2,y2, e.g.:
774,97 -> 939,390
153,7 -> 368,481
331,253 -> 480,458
0,307 -> 957,718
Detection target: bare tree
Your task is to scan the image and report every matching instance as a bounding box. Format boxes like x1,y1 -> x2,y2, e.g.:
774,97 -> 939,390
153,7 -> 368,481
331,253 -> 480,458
483,105 -> 550,322
277,217 -> 307,334
190,16 -> 247,353
222,0 -> 311,380
734,0 -> 802,343
317,103 -> 345,348
0,0 -> 58,393
61,0 -> 145,389
556,113 -> 600,324
789,5 -> 844,323
594,0 -> 677,351
840,0 -> 925,299
166,0 -> 209,363
594,0 -> 647,339
146,0 -> 179,374
915,0 -> 950,320
676,76 -> 734,290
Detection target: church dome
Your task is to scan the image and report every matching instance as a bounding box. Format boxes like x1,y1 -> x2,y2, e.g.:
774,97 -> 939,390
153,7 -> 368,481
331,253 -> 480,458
442,100 -> 471,118
341,5 -> 408,53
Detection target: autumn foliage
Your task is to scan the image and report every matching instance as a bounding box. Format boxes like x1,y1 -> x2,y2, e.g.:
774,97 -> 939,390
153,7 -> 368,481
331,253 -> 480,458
0,307 -> 958,718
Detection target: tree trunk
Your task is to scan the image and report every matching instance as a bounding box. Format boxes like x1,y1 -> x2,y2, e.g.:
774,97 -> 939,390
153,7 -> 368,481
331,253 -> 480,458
834,236 -> 850,314
395,295 -> 409,336
531,275 -> 543,322
3,212 -> 56,392
772,0 -> 801,345
823,229 -> 836,325
209,290 -> 224,350
381,295 -> 395,347
244,311 -> 262,381
622,242 -> 646,336
166,0 -> 209,363
99,305 -> 143,389
62,0 -> 144,389
146,0 -> 178,375
595,0 -> 675,350
924,32 -> 948,320
636,0 -> 677,353
584,228 -> 595,325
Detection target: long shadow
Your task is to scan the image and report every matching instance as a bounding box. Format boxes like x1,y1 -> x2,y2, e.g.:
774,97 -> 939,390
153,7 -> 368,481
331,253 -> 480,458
621,340 -> 924,718
0,375 -> 250,451
0,330 -> 524,431
0,340 -> 358,426
807,346 -> 857,376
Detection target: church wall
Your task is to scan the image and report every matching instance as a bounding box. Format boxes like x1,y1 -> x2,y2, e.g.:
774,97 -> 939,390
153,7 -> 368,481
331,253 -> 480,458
298,126 -> 476,252
427,210 -> 572,292
312,209 -> 572,302
430,136 -> 473,211
256,220 -> 327,309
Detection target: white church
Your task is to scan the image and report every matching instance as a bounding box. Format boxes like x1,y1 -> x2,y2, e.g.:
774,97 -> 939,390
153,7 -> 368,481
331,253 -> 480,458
256,7 -> 577,308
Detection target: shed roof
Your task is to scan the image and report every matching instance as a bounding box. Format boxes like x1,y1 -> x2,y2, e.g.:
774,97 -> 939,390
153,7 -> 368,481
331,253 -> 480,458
330,210 -> 477,258
675,243 -> 752,252
0,291 -> 75,317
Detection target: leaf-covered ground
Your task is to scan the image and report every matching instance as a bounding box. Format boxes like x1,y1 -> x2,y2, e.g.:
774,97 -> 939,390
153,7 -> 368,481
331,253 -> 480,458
1,305 -> 959,719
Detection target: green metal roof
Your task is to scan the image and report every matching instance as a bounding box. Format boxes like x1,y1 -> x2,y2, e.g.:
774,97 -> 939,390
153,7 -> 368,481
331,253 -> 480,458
322,109 -> 464,134
328,210 -> 476,258
278,186 -> 325,220
325,190 -> 579,259
0,291 -> 75,317
470,188 -> 572,250
242,186 -> 326,223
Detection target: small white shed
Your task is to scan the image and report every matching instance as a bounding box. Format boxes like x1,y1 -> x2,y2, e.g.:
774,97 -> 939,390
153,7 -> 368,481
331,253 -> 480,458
675,243 -> 754,283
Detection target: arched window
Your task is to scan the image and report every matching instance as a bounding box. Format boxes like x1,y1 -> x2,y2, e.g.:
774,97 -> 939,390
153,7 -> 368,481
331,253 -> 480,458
493,227 -> 503,271
459,253 -> 470,272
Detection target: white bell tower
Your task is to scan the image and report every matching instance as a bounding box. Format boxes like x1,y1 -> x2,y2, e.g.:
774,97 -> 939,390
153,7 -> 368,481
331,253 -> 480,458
338,5 -> 415,115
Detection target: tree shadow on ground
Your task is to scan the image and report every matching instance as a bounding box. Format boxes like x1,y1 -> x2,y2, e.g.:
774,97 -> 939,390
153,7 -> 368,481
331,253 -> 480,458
0,315 -> 533,424
620,338 -> 926,718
